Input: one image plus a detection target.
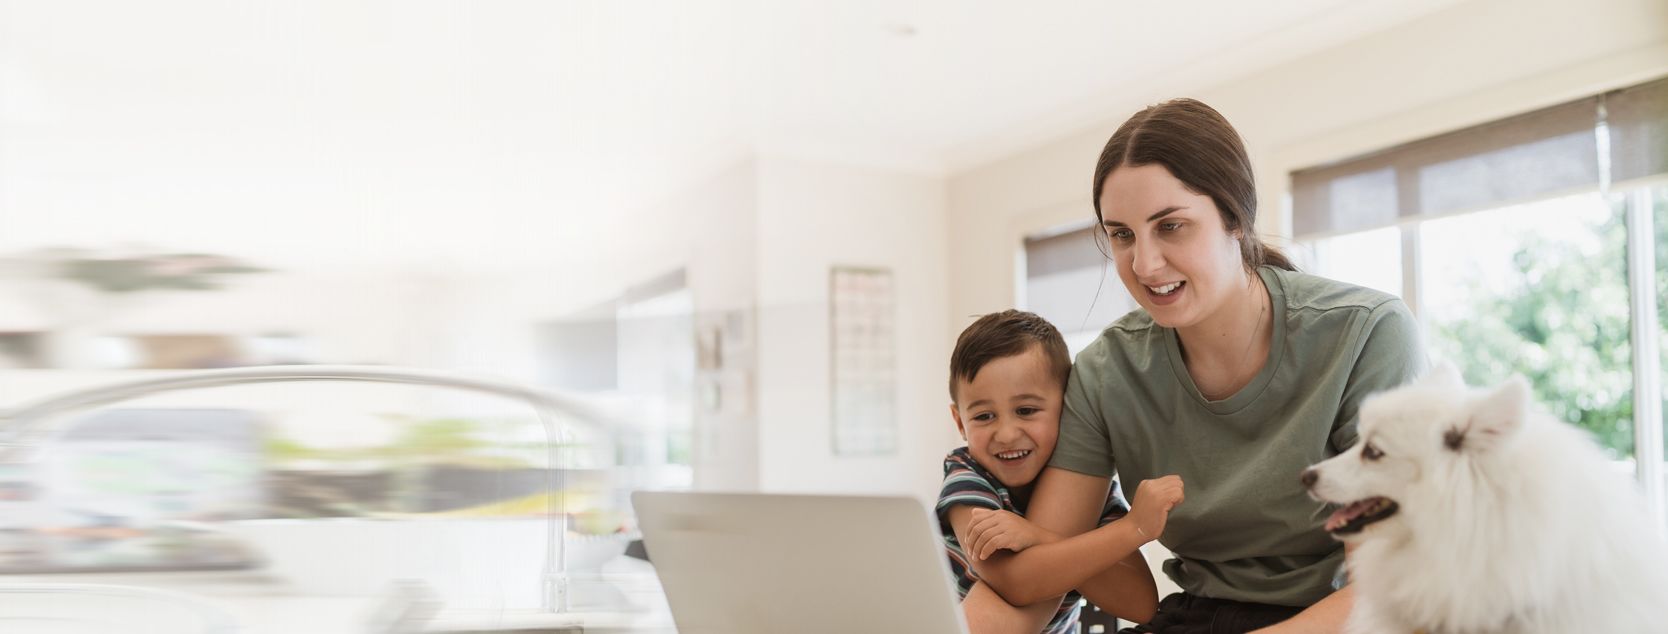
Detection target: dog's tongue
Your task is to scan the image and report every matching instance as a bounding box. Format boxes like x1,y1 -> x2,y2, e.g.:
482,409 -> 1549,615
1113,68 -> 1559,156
1325,500 -> 1374,532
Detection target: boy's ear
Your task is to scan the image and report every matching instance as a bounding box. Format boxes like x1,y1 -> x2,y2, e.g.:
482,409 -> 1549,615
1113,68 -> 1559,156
949,403 -> 967,441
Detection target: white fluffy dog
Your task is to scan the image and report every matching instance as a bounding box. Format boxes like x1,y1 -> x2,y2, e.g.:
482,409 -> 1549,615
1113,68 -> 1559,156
1302,365 -> 1668,633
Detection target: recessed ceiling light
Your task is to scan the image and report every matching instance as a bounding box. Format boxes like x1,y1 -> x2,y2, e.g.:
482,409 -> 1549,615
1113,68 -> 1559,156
885,24 -> 918,38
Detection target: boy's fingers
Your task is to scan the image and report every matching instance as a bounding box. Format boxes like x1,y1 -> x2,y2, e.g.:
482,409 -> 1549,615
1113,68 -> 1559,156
969,508 -> 996,533
981,533 -> 1004,560
971,526 -> 991,558
974,530 -> 1000,560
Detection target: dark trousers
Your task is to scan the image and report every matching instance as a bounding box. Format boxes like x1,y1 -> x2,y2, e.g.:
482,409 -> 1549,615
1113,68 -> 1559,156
1116,593 -> 1305,634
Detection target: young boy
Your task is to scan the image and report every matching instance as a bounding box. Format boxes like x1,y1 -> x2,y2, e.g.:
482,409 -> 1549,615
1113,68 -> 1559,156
938,310 -> 1179,633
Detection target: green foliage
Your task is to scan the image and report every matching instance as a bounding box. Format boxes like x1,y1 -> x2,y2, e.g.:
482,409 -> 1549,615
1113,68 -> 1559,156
381,417 -> 486,460
55,252 -> 266,293
262,415 -> 578,469
1429,209 -> 1623,450
1431,192 -> 1668,458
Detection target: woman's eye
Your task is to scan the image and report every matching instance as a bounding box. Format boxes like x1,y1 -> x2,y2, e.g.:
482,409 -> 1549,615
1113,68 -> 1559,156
1159,221 -> 1182,232
1362,443 -> 1385,461
1109,229 -> 1133,241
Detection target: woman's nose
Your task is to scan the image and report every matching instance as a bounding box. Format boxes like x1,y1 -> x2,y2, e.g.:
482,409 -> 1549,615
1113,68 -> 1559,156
1131,240 -> 1164,277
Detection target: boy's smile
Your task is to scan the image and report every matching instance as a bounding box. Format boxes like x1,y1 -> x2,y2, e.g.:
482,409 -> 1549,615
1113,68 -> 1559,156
952,344 -> 1064,492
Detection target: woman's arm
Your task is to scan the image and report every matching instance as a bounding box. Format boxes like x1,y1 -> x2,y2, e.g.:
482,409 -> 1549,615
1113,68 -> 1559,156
946,505 -> 1059,633
961,573 -> 1061,633
956,507 -> 1158,623
1249,585 -> 1352,634
1250,540 -> 1359,633
973,516 -> 1150,608
974,467 -> 1167,620
1074,549 -> 1160,624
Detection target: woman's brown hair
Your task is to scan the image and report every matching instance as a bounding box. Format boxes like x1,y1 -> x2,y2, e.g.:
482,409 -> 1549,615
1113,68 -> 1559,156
1090,98 -> 1295,271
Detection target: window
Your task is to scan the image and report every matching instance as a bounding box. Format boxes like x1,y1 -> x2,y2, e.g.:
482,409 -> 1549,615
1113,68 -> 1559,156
1293,77 -> 1668,525
1656,186 -> 1668,462
1300,225 -> 1403,299
1419,193 -> 1632,455
1022,225 -> 1135,357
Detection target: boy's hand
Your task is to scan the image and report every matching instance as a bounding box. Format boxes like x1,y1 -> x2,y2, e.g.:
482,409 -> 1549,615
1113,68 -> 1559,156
965,508 -> 1055,561
1128,475 -> 1185,543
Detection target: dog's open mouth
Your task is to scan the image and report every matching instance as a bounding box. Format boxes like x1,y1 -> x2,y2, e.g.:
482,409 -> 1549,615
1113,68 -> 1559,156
1324,497 -> 1399,535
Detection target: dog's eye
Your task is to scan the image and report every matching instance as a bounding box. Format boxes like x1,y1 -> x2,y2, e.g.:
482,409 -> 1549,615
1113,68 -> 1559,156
1362,443 -> 1385,461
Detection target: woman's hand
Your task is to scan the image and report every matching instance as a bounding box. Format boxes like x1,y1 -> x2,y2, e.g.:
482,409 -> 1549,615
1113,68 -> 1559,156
966,509 -> 1058,561
1128,475 -> 1185,543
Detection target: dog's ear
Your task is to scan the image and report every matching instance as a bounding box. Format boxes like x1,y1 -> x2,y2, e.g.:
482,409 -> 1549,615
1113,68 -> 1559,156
1421,361 -> 1465,390
1452,376 -> 1530,453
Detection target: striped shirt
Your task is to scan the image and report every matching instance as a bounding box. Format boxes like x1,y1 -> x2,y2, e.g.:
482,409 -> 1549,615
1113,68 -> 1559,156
936,447 -> 1129,634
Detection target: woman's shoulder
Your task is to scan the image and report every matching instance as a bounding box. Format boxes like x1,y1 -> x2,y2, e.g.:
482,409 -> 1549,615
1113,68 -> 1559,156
1267,266 -> 1405,316
1081,311 -> 1160,352
1072,310 -> 1166,377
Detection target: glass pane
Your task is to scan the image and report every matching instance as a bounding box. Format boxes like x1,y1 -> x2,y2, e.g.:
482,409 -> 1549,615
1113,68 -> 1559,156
1421,192 -> 1634,458
1301,225 -> 1403,299
1655,185 -> 1668,462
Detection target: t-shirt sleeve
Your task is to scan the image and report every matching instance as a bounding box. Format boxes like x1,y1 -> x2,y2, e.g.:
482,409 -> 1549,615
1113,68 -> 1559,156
935,451 -> 1003,531
1048,343 -> 1117,478
1331,299 -> 1426,452
1095,478 -> 1130,526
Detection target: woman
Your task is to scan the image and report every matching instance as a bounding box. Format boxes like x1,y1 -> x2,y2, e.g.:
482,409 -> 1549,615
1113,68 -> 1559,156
974,99 -> 1425,633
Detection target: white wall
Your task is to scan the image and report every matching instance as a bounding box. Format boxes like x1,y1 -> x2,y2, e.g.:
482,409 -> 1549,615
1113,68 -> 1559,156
753,155 -> 956,503
947,0 -> 1668,328
436,160 -> 764,491
474,154 -> 954,500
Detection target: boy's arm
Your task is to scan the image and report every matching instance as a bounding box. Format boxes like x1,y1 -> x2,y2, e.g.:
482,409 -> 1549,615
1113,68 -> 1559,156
946,505 -> 1059,633
962,509 -> 1158,623
971,468 -> 1166,621
974,514 -> 1150,607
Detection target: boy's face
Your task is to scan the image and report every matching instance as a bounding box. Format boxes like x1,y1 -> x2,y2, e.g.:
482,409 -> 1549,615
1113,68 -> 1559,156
951,344 -> 1063,490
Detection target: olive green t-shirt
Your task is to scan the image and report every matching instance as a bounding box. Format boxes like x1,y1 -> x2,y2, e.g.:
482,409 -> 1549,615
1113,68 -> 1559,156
1049,265 -> 1424,607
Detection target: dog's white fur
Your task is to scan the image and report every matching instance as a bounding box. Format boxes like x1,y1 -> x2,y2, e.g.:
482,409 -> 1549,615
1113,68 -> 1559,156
1306,365 -> 1668,633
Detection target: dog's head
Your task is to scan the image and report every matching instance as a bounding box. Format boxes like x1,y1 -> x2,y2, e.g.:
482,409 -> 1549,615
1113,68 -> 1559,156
1300,363 -> 1533,541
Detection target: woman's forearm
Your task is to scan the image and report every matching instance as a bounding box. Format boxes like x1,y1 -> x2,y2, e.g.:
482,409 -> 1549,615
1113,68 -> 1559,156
1073,549 -> 1159,623
976,518 -> 1148,607
1249,585 -> 1352,634
961,581 -> 1060,634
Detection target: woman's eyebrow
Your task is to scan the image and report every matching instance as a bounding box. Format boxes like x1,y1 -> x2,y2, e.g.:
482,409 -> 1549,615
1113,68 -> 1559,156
1103,206 -> 1188,227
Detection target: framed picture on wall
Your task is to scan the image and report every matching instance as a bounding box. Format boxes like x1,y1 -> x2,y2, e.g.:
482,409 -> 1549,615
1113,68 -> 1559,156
830,266 -> 897,456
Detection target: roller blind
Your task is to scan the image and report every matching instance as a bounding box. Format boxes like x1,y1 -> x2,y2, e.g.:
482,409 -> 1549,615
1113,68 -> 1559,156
1605,77 -> 1668,186
1023,226 -> 1132,333
1291,96 -> 1603,238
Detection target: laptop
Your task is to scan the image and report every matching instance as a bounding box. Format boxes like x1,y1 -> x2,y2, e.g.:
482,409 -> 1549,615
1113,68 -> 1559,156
632,491 -> 969,634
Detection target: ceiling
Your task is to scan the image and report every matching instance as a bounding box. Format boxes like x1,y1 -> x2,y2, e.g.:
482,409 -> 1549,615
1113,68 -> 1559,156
0,0 -> 1468,270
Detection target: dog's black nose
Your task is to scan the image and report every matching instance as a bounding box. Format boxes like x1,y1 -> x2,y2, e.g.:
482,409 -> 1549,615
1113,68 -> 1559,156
1299,468 -> 1318,489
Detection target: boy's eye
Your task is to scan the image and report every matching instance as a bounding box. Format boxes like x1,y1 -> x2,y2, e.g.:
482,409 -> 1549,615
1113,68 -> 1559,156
1016,407 -> 1040,416
971,412 -> 995,423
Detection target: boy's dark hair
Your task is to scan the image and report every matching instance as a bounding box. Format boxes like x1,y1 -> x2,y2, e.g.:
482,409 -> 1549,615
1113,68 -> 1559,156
948,310 -> 1072,402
